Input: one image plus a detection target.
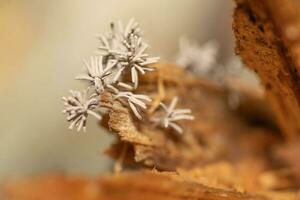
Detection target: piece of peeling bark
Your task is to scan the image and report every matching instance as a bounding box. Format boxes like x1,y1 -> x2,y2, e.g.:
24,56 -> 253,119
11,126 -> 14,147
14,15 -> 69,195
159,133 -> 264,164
5,170 -> 299,200
98,171 -> 269,200
233,0 -> 300,139
3,171 -> 269,200
101,63 -> 281,170
177,161 -> 296,194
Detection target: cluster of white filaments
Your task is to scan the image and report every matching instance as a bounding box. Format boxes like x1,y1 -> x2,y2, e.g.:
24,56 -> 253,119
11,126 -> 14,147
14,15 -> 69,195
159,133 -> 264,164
151,97 -> 195,134
97,19 -> 159,89
176,37 -> 260,87
115,92 -> 152,119
62,90 -> 101,132
62,19 -> 194,133
75,56 -> 116,93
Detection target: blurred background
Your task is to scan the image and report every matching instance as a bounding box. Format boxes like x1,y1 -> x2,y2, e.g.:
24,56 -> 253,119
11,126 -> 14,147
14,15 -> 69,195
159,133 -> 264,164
0,0 -> 235,180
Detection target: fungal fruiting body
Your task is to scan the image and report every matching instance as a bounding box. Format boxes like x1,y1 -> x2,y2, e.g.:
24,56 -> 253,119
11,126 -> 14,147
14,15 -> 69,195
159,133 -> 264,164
97,19 -> 159,89
62,89 -> 101,132
76,56 -> 117,93
114,92 -> 152,120
62,19 -> 194,134
151,97 -> 195,134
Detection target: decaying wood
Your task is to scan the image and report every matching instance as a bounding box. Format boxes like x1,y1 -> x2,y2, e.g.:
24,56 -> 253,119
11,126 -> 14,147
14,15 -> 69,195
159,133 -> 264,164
233,0 -> 300,139
4,169 -> 299,200
98,171 -> 267,200
101,63 -> 280,171
0,171 -> 266,200
5,2 -> 300,199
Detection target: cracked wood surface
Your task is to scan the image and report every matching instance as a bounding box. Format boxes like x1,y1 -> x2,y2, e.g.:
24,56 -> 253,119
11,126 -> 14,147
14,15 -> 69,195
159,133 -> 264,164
233,0 -> 300,139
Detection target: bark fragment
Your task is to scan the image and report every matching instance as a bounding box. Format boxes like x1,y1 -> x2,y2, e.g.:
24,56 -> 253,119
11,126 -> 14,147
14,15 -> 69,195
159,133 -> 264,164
102,64 -> 279,170
233,0 -> 300,139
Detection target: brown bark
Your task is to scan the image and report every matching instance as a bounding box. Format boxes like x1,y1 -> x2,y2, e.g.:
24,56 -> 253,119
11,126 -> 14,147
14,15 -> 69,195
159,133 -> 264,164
98,171 -> 268,200
101,64 -> 279,171
233,0 -> 300,139
4,171 -> 269,200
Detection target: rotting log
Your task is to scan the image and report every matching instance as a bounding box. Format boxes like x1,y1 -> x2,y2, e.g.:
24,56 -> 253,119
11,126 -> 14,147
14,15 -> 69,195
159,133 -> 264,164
233,0 -> 300,139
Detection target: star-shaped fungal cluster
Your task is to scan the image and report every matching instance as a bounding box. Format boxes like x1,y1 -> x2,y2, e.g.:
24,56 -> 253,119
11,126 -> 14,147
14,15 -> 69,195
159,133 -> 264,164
176,37 -> 219,77
115,92 -> 152,120
151,97 -> 194,134
75,56 -> 116,93
176,37 -> 260,87
62,90 -> 101,132
97,19 -> 159,89
62,19 -> 194,134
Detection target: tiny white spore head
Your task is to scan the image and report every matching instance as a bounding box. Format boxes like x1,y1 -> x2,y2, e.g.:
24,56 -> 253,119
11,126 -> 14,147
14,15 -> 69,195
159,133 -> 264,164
97,19 -> 160,89
151,97 -> 194,134
76,56 -> 117,94
62,89 -> 102,132
114,91 -> 151,119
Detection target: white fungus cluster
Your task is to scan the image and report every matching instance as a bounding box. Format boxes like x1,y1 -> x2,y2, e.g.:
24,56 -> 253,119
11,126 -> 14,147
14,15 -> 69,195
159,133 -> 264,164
97,19 -> 160,89
62,19 -> 194,133
151,97 -> 194,134
62,90 -> 101,132
176,36 -> 260,87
